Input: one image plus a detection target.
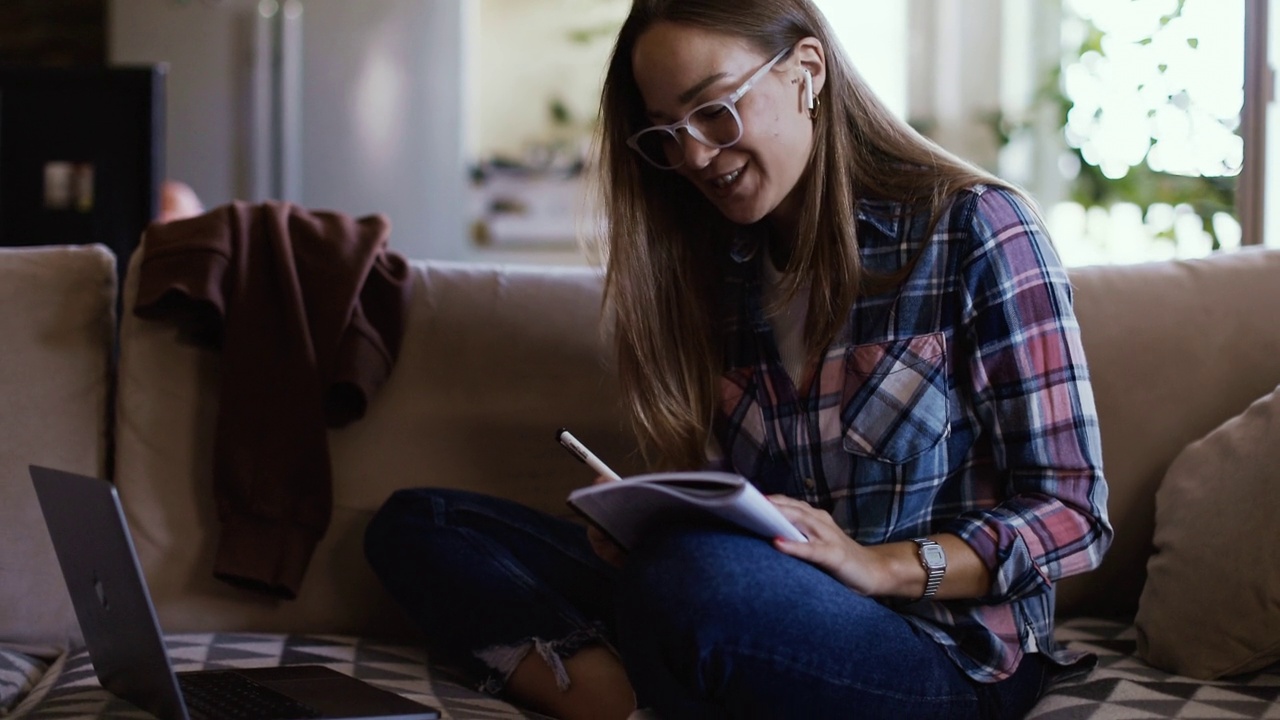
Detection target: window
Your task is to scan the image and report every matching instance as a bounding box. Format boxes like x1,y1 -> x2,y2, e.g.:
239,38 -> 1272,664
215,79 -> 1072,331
1048,0 -> 1249,265
1247,0 -> 1277,247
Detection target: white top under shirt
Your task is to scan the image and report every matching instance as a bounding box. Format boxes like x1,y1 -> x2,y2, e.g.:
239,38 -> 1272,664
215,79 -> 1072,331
761,253 -> 810,387
706,249 -> 810,464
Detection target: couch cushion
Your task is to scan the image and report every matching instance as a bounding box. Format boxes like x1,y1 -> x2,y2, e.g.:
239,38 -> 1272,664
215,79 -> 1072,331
1060,247 -> 1280,618
0,245 -> 116,656
114,253 -> 636,637
1133,384 -> 1280,679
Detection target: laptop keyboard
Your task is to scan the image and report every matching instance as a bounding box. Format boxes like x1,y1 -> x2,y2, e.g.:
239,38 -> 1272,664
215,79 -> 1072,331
178,670 -> 323,719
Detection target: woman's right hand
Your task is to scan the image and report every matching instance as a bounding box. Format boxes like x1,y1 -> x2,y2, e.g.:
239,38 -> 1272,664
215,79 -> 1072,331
585,475 -> 627,567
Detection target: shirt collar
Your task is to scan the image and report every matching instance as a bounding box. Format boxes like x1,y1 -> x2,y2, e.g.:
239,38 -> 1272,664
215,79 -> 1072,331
854,198 -> 902,239
728,197 -> 903,264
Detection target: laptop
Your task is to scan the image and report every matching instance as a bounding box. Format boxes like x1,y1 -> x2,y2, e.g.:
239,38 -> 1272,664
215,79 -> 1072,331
29,465 -> 441,720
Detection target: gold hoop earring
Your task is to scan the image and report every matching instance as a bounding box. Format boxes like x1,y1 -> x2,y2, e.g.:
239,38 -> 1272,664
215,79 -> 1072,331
809,96 -> 821,121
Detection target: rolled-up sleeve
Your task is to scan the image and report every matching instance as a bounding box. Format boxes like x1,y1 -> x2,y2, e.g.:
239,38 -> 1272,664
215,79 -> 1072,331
940,188 -> 1113,604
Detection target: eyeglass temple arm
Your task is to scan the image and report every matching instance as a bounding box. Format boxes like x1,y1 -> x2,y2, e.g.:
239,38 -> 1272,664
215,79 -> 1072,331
728,48 -> 792,104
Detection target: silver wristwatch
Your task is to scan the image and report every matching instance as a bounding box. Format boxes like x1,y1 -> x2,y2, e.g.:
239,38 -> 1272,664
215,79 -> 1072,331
912,538 -> 947,601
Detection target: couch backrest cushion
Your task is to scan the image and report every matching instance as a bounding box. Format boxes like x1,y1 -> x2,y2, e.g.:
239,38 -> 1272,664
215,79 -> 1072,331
113,254 -> 638,637
0,245 -> 116,656
1058,247 -> 1280,617
114,240 -> 1280,629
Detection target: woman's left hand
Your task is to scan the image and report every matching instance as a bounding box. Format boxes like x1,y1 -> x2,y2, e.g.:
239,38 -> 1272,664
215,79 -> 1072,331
767,494 -> 892,597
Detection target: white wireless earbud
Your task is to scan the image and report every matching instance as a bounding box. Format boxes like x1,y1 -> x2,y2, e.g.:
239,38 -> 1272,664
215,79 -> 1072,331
803,69 -> 814,110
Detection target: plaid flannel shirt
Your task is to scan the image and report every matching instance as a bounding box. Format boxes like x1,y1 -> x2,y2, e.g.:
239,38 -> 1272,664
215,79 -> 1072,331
711,185 -> 1113,683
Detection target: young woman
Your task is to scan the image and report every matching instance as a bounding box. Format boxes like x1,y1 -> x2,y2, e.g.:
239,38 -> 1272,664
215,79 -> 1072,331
365,1 -> 1113,718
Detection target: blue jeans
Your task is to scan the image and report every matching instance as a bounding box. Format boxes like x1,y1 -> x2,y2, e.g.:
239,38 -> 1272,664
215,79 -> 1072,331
364,488 -> 1050,719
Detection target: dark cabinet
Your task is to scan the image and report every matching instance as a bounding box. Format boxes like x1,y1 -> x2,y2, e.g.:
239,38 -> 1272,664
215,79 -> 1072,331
0,65 -> 166,285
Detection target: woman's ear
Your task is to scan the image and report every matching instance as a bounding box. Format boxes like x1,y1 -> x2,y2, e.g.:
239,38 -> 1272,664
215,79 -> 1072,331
793,36 -> 827,108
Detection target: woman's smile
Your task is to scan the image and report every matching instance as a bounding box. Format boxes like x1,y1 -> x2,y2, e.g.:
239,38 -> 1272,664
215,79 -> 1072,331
709,165 -> 745,190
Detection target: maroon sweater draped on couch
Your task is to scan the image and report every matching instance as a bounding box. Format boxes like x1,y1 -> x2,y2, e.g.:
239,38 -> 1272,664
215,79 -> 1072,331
134,201 -> 412,599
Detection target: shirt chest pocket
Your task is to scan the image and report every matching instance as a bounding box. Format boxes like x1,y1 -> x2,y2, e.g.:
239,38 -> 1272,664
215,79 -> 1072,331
841,332 -> 950,464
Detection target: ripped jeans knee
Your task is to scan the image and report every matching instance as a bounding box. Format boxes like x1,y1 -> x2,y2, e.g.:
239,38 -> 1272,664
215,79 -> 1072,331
475,625 -> 614,696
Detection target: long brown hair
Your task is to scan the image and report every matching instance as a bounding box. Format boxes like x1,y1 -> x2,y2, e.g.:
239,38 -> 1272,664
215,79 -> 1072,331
593,0 -> 1012,469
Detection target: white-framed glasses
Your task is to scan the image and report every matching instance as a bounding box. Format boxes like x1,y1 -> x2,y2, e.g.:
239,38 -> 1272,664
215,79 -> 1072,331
626,48 -> 791,170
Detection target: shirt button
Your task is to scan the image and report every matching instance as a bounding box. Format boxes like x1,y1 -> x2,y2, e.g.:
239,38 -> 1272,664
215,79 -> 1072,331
803,477 -> 816,490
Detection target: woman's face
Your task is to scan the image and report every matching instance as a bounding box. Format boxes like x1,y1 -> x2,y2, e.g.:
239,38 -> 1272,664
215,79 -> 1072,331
632,22 -> 817,229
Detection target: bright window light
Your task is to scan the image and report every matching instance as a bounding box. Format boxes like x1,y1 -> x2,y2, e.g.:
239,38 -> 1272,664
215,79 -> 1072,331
1063,0 -> 1244,179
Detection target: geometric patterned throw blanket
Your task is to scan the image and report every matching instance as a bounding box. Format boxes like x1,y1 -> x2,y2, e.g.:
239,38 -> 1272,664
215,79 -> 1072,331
6,620 -> 1277,718
9,634 -> 547,719
1029,618 -> 1280,719
1,649 -> 47,714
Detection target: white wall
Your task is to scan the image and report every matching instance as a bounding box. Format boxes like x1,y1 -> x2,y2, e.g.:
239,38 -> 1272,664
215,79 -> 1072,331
813,0 -> 909,120
109,0 -> 469,260
907,0 -> 1005,172
466,0 -> 627,162
999,0 -> 1068,205
109,0 -> 257,209
297,0 -> 467,260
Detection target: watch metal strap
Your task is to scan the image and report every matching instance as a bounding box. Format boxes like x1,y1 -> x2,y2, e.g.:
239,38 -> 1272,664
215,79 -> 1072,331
913,537 -> 944,600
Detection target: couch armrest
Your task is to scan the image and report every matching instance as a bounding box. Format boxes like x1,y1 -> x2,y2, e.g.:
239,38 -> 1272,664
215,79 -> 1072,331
0,244 -> 117,656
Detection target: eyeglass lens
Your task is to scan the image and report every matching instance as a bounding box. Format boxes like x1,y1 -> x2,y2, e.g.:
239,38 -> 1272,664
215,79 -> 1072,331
634,101 -> 743,169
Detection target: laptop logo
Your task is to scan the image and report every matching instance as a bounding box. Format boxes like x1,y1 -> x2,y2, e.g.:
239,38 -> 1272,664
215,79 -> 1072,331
93,573 -> 109,610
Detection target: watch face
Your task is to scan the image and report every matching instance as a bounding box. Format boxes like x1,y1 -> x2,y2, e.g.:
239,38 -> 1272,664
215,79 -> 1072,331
922,544 -> 946,568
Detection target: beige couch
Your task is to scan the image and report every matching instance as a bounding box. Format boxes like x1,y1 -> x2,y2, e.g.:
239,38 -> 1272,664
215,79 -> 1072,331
2,241 -> 1279,719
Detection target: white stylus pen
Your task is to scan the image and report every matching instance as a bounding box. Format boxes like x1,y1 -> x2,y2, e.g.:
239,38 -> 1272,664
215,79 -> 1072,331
556,428 -> 623,483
